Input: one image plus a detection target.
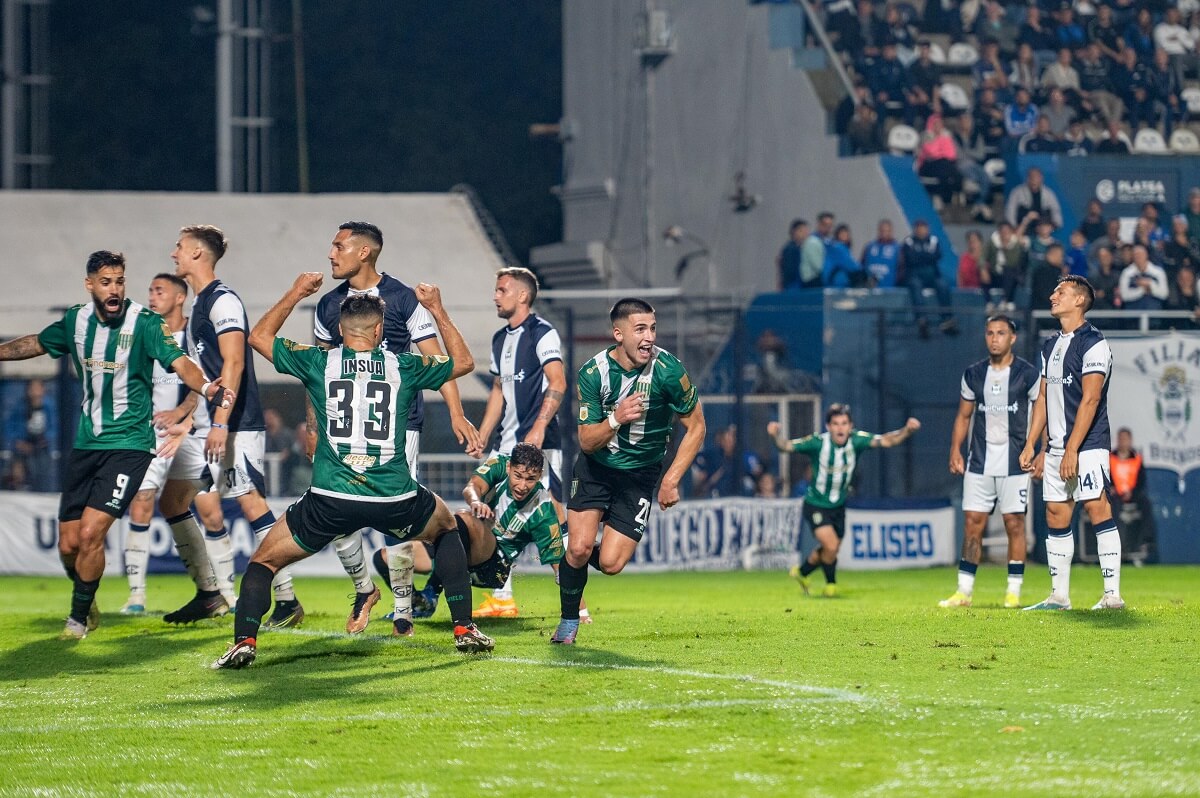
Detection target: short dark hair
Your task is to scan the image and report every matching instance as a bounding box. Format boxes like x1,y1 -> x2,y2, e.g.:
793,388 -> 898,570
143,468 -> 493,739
509,442 -> 545,472
86,250 -> 125,274
339,293 -> 386,328
610,297 -> 655,324
817,212 -> 834,223
790,219 -> 807,234
152,272 -> 189,295
496,266 -> 539,304
1058,274 -> 1095,312
1117,427 -> 1132,437
339,221 -> 383,249
179,225 -> 228,261
825,403 -> 852,424
987,314 -> 1017,333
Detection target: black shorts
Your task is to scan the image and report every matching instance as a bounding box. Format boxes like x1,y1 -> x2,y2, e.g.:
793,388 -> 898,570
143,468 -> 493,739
58,449 -> 155,522
803,503 -> 846,540
568,454 -> 661,542
286,487 -> 437,554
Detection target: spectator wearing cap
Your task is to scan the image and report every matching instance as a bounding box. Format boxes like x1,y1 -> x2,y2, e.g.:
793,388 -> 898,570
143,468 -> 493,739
861,219 -> 901,288
1119,244 -> 1170,311
1005,167 -> 1063,230
900,219 -> 958,337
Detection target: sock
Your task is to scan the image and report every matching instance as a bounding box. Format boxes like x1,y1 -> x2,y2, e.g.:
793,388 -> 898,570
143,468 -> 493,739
1007,561 -> 1025,596
559,555 -> 589,621
371,547 -> 391,587
424,573 -> 443,596
166,512 -> 220,593
389,542 -> 415,621
821,561 -> 837,584
587,546 -> 603,572
431,530 -> 472,625
234,561 -> 275,643
956,559 -> 978,596
492,572 -> 515,601
204,524 -> 237,603
799,560 -> 818,578
63,560 -> 78,583
334,533 -> 375,593
70,576 -> 101,625
1046,527 -> 1074,600
250,512 -> 294,602
1094,518 -> 1122,597
125,522 -> 151,598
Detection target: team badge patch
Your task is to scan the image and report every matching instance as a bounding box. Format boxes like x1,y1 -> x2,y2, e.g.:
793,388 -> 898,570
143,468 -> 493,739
579,406 -> 588,422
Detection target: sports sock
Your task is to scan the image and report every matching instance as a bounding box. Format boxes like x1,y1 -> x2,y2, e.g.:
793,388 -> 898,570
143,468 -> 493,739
1094,518 -> 1122,597
799,560 -> 819,578
62,559 -> 78,583
587,547 -> 603,572
125,522 -> 151,598
166,512 -> 220,593
70,576 -> 101,625
424,573 -> 444,596
204,524 -> 237,603
821,561 -> 838,584
1046,527 -> 1074,599
234,561 -> 274,643
334,533 -> 375,593
431,530 -> 472,625
956,559 -> 978,596
559,554 -> 589,621
250,512 -> 294,602
492,572 -> 515,601
1007,561 -> 1025,596
389,542 -> 415,621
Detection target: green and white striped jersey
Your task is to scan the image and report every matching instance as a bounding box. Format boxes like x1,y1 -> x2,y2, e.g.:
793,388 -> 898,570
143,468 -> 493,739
576,346 -> 698,470
787,430 -> 876,509
271,338 -> 452,500
473,454 -> 564,565
37,300 -> 185,452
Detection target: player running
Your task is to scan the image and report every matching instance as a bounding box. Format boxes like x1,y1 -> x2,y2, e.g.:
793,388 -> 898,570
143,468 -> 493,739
940,315 -> 1040,609
122,274 -> 234,613
552,298 -> 706,645
213,274 -> 492,669
769,405 -> 921,596
1020,275 -> 1124,610
0,250 -> 229,639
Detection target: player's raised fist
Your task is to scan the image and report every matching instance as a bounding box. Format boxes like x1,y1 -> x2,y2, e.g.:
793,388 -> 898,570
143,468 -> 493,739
415,283 -> 443,310
292,271 -> 324,297
766,421 -> 781,438
905,417 -> 921,432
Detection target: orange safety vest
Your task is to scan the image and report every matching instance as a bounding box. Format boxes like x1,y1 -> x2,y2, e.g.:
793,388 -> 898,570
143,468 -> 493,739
1110,450 -> 1142,496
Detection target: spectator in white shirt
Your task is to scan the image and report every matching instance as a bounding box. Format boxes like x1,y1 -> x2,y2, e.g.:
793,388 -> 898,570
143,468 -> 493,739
1155,7 -> 1196,84
1119,244 -> 1170,311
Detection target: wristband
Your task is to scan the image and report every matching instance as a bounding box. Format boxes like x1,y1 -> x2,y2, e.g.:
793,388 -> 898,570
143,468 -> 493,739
608,412 -> 621,430
201,381 -> 212,396
211,422 -> 229,430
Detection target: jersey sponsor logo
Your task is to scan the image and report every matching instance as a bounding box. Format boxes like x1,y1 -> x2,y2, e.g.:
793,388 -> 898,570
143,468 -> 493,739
414,321 -> 434,333
1046,375 -> 1074,386
1084,359 -> 1107,370
342,358 -> 384,375
216,317 -> 240,327
541,346 -> 561,358
83,358 -> 125,373
978,401 -> 1019,414
501,368 -> 527,384
342,453 -> 377,468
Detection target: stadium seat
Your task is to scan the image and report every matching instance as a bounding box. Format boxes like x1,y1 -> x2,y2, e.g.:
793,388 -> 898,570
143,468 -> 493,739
938,82 -> 969,112
887,124 -> 920,155
1182,86 -> 1200,118
1132,128 -> 1168,154
946,43 -> 978,67
983,157 -> 1006,188
1169,128 -> 1200,154
928,42 -> 946,64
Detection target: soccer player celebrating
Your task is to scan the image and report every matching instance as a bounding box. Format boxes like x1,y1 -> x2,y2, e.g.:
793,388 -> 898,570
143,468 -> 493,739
311,221 -> 482,637
1020,275 -> 1124,610
769,405 -> 920,596
213,274 -> 491,669
0,250 -> 229,639
940,315 -> 1040,609
552,298 -> 706,645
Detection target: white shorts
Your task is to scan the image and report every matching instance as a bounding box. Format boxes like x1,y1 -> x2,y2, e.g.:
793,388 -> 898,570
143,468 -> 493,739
487,447 -> 562,500
1042,448 -> 1110,503
962,472 -> 1030,515
138,452 -> 173,494
404,430 -> 420,477
166,430 -> 266,498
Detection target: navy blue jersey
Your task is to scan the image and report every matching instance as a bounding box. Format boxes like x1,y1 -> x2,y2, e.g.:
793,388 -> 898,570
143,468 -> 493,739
188,279 -> 264,432
1040,322 -> 1112,453
313,273 -> 437,432
489,314 -> 563,453
960,356 -> 1040,476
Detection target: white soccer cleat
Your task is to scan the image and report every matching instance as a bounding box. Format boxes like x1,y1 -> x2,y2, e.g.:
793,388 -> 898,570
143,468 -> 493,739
1022,594 -> 1071,611
1091,594 -> 1126,610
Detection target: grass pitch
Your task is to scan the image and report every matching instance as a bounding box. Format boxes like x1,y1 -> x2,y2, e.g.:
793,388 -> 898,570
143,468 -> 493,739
0,566 -> 1197,797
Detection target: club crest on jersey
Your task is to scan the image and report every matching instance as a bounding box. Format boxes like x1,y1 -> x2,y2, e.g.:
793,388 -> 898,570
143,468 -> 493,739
117,332 -> 134,350
990,381 -> 1001,395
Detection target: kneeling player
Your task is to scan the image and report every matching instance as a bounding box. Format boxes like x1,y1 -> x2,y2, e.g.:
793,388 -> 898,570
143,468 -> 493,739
213,274 -> 491,669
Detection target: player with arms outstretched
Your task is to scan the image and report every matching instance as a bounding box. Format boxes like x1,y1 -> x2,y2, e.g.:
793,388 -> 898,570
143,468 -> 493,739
1020,275 -> 1124,610
552,298 -> 706,645
213,274 -> 491,669
769,405 -> 920,596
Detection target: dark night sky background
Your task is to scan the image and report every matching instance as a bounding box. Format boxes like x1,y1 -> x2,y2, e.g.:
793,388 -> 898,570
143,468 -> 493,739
47,1 -> 562,262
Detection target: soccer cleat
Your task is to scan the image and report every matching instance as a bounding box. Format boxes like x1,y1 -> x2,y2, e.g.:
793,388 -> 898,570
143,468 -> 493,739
1004,592 -> 1021,609
86,599 -> 101,631
472,595 -> 519,618
938,591 -> 972,608
392,617 -> 415,637
262,599 -> 305,630
822,583 -> 838,598
211,639 -> 257,670
163,592 -> 229,624
453,623 -> 494,653
1022,594 -> 1071,611
411,586 -> 439,619
789,566 -> 811,595
1091,594 -> 1126,610
120,596 -> 146,615
550,618 -> 580,645
59,618 -> 88,640
346,585 -> 381,634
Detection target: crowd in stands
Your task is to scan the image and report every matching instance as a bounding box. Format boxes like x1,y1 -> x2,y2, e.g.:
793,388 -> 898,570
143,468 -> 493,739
826,1 -> 1200,217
